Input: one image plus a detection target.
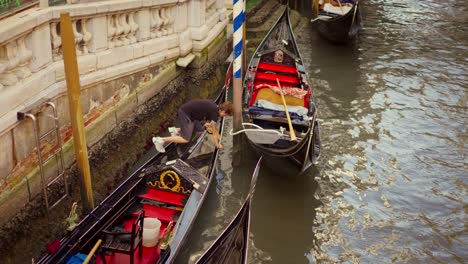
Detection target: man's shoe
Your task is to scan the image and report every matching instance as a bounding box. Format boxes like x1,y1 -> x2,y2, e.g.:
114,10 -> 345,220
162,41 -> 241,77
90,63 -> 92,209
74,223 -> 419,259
152,137 -> 166,153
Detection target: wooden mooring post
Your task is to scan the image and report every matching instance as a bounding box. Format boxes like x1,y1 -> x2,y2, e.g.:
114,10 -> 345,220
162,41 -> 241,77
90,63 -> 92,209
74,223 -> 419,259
60,13 -> 95,212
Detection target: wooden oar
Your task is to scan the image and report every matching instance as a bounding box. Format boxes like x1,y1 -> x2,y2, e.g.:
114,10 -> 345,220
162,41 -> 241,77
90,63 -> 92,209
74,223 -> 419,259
83,239 -> 102,264
336,0 -> 345,14
276,78 -> 297,141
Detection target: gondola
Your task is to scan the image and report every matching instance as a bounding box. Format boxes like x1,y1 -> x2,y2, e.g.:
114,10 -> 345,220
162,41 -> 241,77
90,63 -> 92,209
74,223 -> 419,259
241,6 -> 320,172
37,63 -> 233,264
196,157 -> 261,264
311,0 -> 362,43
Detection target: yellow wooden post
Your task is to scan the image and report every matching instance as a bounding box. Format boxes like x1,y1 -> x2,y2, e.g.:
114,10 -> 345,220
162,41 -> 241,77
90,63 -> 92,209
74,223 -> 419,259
60,13 -> 94,211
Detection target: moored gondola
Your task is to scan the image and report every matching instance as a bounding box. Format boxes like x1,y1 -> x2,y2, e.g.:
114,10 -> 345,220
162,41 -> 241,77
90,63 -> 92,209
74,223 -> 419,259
311,0 -> 362,43
196,157 -> 261,264
240,6 -> 321,172
37,64 -> 232,264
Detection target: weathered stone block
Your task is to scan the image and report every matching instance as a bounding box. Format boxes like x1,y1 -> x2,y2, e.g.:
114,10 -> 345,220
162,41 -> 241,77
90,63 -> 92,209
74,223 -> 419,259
193,20 -> 226,51
27,24 -> 53,73
190,24 -> 208,41
206,12 -> 218,29
0,11 -> 38,44
56,95 -> 71,130
34,8 -> 53,26
52,5 -> 98,19
81,68 -> 107,88
97,50 -> 119,69
0,111 -> 19,135
174,2 -> 188,33
133,43 -> 144,59
91,2 -> 109,13
135,9 -> 151,42
136,62 -> 176,105
145,0 -> 178,6
12,118 -> 36,162
179,29 -> 192,56
107,0 -> 142,13
78,54 -> 97,75
0,132 -> 14,181
142,38 -> 168,56
22,67 -> 57,100
115,92 -> 138,123
54,60 -> 66,81
105,57 -> 150,81
85,108 -> 117,147
166,34 -> 180,49
218,8 -> 227,21
188,0 -> 206,27
149,52 -> 165,66
114,46 -> 134,64
87,16 -> 108,52
0,82 -> 20,118
207,30 -> 226,61
166,47 -> 180,61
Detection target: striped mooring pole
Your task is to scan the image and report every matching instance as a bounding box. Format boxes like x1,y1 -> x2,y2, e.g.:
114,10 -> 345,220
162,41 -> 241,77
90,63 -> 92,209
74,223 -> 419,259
233,0 -> 245,130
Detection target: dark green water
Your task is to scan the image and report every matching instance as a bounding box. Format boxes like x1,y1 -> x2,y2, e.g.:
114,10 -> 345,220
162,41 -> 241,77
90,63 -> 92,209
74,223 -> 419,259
177,0 -> 467,263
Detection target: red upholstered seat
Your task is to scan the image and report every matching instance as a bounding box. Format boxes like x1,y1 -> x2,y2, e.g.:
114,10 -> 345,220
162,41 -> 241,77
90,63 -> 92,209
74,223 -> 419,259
257,62 -> 298,75
255,72 -> 299,86
139,188 -> 186,207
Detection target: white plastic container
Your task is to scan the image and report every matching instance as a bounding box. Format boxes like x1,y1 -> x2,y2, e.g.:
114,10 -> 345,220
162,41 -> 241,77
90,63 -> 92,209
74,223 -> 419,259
142,218 -> 161,247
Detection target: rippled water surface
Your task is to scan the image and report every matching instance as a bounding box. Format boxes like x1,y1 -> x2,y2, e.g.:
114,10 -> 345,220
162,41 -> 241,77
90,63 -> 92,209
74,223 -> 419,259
177,0 -> 467,263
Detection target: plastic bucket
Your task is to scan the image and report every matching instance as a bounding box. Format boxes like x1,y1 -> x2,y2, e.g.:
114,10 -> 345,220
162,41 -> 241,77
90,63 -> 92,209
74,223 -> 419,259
142,218 -> 161,247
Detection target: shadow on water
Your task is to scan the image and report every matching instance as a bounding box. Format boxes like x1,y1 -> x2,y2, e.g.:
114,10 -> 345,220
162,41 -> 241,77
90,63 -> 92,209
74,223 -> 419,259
249,164 -> 320,264
174,118 -> 260,263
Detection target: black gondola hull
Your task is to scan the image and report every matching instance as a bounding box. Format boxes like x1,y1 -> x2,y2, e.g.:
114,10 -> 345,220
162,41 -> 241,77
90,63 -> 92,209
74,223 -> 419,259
315,2 -> 362,43
242,6 -> 321,170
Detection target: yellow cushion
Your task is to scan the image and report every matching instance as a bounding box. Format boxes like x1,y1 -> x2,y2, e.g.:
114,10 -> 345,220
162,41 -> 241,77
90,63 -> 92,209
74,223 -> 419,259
255,88 -> 304,107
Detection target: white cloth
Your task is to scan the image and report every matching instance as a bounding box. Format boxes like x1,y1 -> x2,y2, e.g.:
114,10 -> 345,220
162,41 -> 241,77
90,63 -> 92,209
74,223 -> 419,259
323,3 -> 352,15
255,99 -> 308,118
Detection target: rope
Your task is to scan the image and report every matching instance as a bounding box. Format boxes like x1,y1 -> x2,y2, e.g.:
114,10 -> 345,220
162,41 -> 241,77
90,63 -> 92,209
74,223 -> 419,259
229,123 -> 283,136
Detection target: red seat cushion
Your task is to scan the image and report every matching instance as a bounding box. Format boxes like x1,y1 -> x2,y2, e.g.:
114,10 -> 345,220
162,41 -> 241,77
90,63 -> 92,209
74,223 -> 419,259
258,62 -> 298,75
255,72 -> 299,86
139,188 -> 186,207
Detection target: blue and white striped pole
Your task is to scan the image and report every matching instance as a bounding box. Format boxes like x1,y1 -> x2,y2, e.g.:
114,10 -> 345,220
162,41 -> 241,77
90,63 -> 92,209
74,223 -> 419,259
233,0 -> 245,130
233,0 -> 244,78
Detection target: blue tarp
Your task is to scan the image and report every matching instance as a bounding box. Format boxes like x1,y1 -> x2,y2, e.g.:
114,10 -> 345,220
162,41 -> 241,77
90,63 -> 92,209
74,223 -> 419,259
248,106 -> 304,121
66,253 -> 87,264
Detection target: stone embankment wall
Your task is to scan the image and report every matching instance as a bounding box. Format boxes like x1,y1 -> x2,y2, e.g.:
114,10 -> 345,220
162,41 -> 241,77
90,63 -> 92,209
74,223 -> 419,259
0,0 -> 229,228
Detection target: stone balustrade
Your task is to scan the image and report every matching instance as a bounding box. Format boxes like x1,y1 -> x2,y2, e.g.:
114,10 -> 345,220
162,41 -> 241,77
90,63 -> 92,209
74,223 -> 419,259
0,0 -> 227,131
0,0 -> 229,225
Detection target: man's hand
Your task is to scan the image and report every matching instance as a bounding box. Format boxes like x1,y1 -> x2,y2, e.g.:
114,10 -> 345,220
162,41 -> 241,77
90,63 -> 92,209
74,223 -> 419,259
216,143 -> 223,150
204,122 -> 213,133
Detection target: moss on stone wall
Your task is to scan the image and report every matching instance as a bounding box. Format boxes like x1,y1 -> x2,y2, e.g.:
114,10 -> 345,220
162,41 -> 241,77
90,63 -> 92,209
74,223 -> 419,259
0,31 -> 229,264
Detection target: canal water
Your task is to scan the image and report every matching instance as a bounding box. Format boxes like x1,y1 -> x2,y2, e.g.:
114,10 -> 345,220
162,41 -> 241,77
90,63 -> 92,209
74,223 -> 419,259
177,0 -> 467,263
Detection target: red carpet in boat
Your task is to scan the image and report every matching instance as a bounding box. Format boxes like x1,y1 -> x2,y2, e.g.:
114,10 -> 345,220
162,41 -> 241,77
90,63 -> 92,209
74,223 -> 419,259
139,188 -> 186,207
136,204 -> 179,223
